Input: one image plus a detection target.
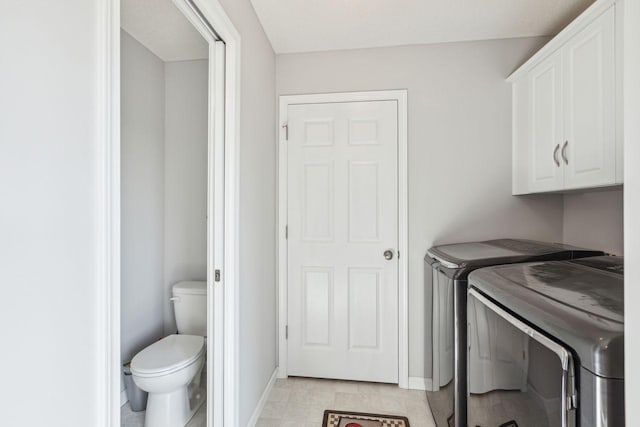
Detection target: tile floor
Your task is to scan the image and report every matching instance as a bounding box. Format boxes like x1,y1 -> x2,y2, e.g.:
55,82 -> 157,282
121,400 -> 206,427
256,377 -> 436,427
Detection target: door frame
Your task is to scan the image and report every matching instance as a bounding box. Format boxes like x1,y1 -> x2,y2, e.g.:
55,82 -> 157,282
277,90 -> 409,388
96,0 -> 242,426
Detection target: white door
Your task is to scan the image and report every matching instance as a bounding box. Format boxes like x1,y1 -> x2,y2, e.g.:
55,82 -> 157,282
468,296 -> 528,394
562,5 -> 616,189
287,100 -> 399,383
528,51 -> 564,192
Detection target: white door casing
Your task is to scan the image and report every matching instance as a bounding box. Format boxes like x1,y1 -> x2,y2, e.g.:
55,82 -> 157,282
278,91 -> 408,387
98,0 -> 242,425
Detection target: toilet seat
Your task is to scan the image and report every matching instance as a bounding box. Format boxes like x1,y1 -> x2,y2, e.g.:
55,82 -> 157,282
131,334 -> 205,378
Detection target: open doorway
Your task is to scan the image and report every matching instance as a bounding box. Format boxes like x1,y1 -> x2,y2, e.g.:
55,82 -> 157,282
113,0 -> 231,426
120,0 -> 209,425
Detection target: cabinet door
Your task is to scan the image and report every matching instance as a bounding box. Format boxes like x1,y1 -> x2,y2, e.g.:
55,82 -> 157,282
528,51 -> 564,192
563,6 -> 615,189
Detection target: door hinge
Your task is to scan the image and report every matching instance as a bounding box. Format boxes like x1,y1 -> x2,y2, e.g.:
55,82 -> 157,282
285,225 -> 288,240
282,123 -> 288,141
215,269 -> 221,282
285,325 -> 288,339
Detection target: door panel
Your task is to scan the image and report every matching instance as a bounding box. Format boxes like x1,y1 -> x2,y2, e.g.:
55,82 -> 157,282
528,51 -> 564,192
287,100 -> 399,383
563,6 -> 616,189
302,267 -> 332,346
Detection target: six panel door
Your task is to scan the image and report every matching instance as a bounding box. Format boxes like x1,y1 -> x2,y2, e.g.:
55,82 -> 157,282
286,100 -> 399,383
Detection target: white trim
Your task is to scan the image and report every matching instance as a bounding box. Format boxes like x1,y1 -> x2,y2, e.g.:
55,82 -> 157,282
99,1 -> 241,426
210,40 -> 227,427
408,377 -> 433,391
120,389 -> 128,407
507,0 -> 617,82
246,369 -> 279,427
277,90 -> 409,388
96,1 -> 120,426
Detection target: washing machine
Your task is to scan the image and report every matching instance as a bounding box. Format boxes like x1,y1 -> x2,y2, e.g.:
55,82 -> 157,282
424,239 -> 603,427
467,256 -> 624,427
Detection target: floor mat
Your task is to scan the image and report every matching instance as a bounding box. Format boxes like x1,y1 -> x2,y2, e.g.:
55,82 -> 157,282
322,410 -> 410,427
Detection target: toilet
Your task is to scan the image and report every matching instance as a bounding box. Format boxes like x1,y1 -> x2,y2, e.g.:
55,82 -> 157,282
131,281 -> 207,427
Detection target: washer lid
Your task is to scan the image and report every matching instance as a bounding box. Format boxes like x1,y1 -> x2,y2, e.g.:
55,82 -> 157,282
131,335 -> 204,376
469,256 -> 624,379
425,239 -> 603,279
173,281 -> 206,295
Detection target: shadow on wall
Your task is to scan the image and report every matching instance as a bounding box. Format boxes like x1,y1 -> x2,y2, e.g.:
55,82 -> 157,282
431,193 -> 565,247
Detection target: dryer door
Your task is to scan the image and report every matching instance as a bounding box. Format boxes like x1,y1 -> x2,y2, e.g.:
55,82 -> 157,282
468,288 -> 577,427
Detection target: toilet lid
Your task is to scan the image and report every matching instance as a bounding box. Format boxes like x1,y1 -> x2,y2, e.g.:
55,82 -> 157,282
131,334 -> 205,376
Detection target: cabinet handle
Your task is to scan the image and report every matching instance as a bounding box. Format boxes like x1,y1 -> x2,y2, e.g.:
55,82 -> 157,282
562,140 -> 569,165
553,144 -> 561,167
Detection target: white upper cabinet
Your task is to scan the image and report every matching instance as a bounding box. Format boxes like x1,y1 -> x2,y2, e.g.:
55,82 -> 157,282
528,51 -> 564,193
510,0 -> 622,195
563,6 -> 616,189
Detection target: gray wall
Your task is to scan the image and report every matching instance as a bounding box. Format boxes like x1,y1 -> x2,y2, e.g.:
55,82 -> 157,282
563,188 -> 624,255
218,0 -> 278,424
276,38 -> 566,380
121,30 -> 166,365
163,59 -> 209,334
0,1 -> 103,424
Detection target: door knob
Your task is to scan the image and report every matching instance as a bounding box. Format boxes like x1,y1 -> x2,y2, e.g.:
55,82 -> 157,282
384,250 -> 394,260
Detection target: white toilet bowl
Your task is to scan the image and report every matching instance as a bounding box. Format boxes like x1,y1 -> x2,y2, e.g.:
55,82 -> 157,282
131,334 -> 206,427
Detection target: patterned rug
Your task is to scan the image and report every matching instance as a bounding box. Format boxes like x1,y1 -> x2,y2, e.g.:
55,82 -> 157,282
322,410 -> 410,427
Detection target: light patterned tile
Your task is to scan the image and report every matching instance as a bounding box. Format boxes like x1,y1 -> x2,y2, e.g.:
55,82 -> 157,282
267,387 -> 291,403
283,401 -> 327,422
366,394 -> 406,414
289,389 -> 334,406
332,380 -> 361,394
255,418 -> 281,427
260,400 -> 288,420
333,392 -> 375,412
260,378 -> 434,427
121,403 -> 145,427
185,403 -> 207,427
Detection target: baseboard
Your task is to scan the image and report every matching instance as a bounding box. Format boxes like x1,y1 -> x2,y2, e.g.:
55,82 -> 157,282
408,376 -> 433,391
120,388 -> 128,407
276,366 -> 287,379
246,368 -> 278,427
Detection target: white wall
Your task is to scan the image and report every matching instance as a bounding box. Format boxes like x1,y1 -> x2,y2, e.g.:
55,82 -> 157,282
0,1 -> 101,425
563,189 -> 624,255
163,59 -> 209,334
121,30 -> 166,366
276,38 -> 566,380
218,0 -> 278,424
624,0 -> 640,422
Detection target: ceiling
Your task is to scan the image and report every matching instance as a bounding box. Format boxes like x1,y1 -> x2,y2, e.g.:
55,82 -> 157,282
250,0 -> 595,54
121,0 -> 208,62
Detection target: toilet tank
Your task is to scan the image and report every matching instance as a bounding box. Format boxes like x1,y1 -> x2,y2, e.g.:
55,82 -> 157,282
172,281 -> 207,336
